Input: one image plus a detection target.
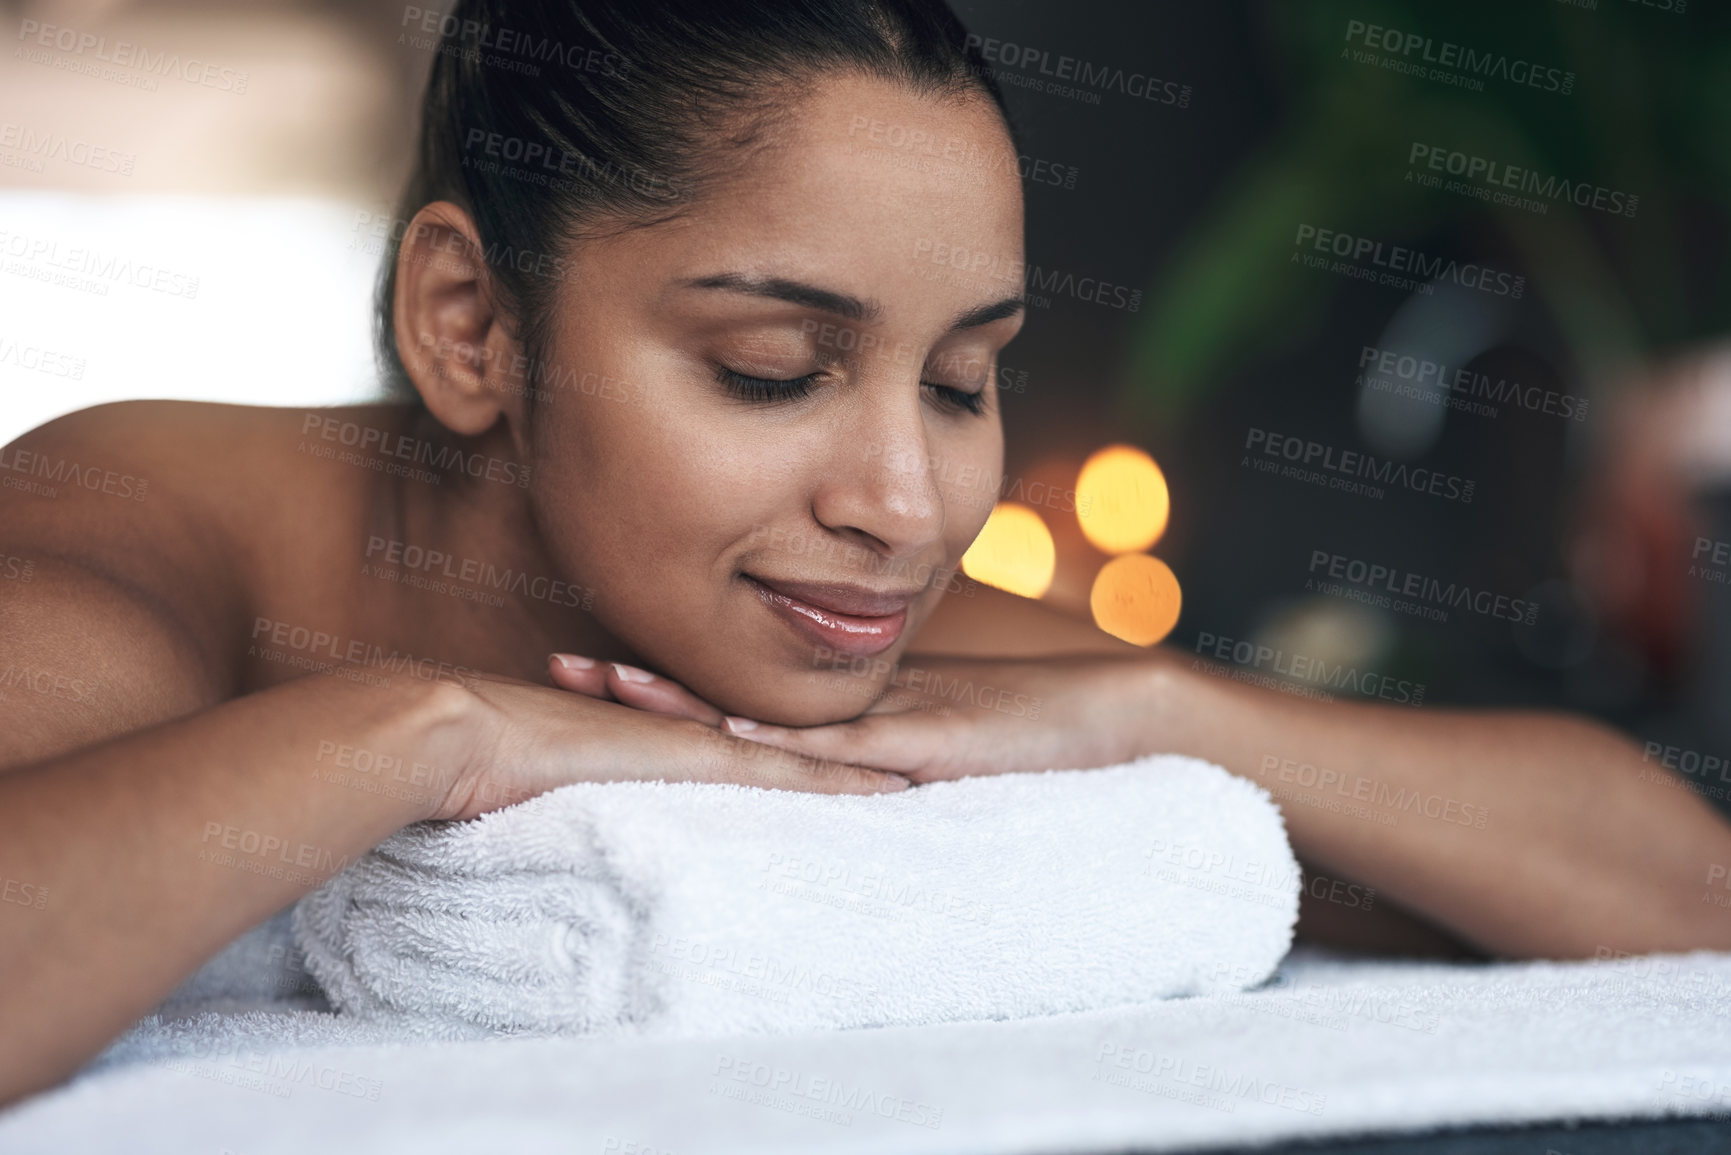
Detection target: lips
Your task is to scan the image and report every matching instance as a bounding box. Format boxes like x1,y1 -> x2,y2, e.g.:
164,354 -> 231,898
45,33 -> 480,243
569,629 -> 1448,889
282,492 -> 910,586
743,574 -> 918,656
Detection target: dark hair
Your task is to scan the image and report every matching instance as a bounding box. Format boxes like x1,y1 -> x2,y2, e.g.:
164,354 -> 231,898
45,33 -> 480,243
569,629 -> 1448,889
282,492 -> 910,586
375,0 -> 1013,401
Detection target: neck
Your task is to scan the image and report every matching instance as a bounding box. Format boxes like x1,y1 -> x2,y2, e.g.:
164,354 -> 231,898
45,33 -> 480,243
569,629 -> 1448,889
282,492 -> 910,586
367,404 -> 630,682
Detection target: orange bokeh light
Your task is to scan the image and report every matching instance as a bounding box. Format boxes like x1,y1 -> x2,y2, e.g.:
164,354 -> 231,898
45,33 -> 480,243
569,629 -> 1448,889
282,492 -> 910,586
1076,445 -> 1169,555
961,502 -> 1056,599
1089,553 -> 1182,646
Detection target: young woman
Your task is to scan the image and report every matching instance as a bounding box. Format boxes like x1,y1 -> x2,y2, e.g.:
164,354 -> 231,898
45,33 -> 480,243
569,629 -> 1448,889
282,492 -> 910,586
2,0 -> 1727,1108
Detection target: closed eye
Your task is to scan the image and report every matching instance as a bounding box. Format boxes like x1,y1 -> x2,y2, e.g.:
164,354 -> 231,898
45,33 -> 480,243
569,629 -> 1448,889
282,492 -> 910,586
925,382 -> 987,416
716,366 -> 820,403
717,365 -> 986,416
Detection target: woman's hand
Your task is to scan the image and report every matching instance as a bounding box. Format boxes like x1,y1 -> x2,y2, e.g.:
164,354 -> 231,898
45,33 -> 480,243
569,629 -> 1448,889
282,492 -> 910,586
547,651 -> 1168,785
434,668 -> 909,821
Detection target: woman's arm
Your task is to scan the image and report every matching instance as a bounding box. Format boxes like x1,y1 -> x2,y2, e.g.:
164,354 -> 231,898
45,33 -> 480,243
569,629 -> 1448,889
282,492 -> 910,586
0,555 -> 488,1104
1145,650 -> 1731,959
0,560 -> 903,1108
646,574 -> 1731,959
540,581 -> 1731,958
911,584 -> 1731,956
0,672 -> 466,1106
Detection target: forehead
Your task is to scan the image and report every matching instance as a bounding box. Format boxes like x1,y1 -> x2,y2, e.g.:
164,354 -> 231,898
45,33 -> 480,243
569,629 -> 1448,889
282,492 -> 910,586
651,75 -> 1026,306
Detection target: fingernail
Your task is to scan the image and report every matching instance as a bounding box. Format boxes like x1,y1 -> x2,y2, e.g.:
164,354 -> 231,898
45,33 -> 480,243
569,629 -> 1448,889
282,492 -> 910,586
879,775 -> 911,792
723,716 -> 758,734
611,663 -> 655,684
552,654 -> 596,670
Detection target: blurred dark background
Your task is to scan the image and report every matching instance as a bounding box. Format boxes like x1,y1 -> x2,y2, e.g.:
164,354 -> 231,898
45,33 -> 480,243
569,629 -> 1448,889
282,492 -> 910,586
955,0 -> 1731,817
3,0 -> 1729,808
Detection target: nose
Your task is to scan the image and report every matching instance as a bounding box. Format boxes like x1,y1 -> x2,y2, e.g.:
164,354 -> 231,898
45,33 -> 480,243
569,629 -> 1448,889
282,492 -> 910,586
811,387 -> 947,561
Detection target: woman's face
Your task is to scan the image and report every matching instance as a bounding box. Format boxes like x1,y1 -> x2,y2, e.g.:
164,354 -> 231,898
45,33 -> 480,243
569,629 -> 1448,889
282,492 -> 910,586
528,74 -> 1026,725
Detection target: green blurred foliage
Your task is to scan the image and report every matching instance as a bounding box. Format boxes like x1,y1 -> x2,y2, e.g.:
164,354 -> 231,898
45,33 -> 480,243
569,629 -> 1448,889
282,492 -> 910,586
1128,0 -> 1731,420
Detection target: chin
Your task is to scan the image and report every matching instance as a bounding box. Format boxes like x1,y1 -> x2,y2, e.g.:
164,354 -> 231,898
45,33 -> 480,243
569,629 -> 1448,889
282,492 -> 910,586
711,668 -> 886,728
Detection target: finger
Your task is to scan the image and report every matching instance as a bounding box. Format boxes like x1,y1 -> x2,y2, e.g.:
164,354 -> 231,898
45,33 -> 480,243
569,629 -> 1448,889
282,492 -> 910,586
548,653 -> 617,701
605,663 -> 727,727
687,725 -> 910,795
720,711 -> 943,777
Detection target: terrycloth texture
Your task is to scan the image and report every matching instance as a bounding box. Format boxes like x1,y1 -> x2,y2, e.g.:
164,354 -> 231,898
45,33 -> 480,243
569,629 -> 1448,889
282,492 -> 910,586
10,948 -> 1731,1155
291,755 -> 1299,1039
158,909 -> 329,1015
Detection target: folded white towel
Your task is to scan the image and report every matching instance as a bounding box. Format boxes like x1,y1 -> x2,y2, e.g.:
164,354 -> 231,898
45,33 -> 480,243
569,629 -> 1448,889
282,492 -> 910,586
292,753 -> 1297,1040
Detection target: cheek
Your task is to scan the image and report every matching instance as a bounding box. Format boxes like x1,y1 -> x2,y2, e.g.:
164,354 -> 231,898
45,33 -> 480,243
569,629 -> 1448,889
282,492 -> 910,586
936,427 -> 1004,551
534,389 -> 813,575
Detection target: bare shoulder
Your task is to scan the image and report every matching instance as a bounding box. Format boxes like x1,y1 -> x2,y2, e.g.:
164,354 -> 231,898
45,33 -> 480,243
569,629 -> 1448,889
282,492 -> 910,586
908,578 -> 1148,658
0,401 -> 374,766
0,400 -> 350,629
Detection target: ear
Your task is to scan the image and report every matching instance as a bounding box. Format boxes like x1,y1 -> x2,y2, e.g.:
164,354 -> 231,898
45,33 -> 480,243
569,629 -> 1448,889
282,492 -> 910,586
393,202 -> 528,443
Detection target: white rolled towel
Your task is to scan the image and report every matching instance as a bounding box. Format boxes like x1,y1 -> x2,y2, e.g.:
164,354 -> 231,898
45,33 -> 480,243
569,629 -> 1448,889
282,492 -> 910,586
292,753 -> 1298,1040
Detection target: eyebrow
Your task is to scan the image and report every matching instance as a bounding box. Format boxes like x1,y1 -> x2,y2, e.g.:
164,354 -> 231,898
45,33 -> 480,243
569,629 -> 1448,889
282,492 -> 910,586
680,273 -> 1025,332
950,296 -> 1026,330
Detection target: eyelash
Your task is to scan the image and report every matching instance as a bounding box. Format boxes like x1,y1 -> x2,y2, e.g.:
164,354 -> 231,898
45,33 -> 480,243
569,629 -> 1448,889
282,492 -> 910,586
715,367 -> 987,416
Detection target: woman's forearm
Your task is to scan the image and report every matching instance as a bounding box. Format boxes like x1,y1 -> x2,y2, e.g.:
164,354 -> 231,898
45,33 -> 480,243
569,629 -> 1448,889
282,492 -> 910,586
0,675 -> 475,1106
1144,653 -> 1731,959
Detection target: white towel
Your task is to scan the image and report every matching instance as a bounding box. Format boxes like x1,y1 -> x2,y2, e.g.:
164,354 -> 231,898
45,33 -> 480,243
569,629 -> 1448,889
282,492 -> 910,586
34,947 -> 1731,1155
291,753 -> 1297,1040
157,909 -> 329,1016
